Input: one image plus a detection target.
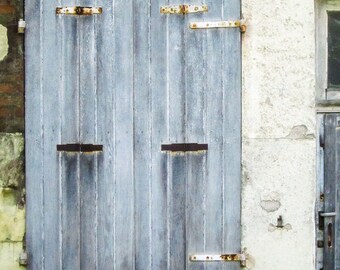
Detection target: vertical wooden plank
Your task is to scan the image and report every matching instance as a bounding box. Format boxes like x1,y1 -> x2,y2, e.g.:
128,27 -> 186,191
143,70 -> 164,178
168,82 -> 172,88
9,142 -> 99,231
42,0 -> 62,268
205,1 -> 225,270
222,0 -> 241,269
335,115 -> 340,268
324,114 -> 336,269
60,6 -> 80,268
61,154 -> 80,269
150,0 -> 169,268
113,0 -> 135,268
96,0 -> 115,268
169,155 -> 187,270
79,154 -> 97,270
25,0 -> 44,268
168,0 -> 186,142
79,4 -> 97,268
316,115 -> 325,270
185,4 -> 207,269
167,0 -> 186,269
133,0 -> 152,269
186,154 -> 206,270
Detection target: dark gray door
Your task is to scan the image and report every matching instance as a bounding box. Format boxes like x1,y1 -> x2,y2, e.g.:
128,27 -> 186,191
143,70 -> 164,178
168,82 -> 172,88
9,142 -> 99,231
322,114 -> 340,270
25,0 -> 242,269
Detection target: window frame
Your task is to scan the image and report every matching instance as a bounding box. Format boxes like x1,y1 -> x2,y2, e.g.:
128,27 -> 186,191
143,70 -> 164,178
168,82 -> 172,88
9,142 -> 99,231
316,0 -> 340,101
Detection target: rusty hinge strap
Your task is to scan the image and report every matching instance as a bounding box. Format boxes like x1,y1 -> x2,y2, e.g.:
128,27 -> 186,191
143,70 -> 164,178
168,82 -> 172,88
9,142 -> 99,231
190,253 -> 246,266
57,144 -> 103,153
56,7 -> 102,15
190,20 -> 247,33
161,143 -> 208,152
160,5 -> 208,14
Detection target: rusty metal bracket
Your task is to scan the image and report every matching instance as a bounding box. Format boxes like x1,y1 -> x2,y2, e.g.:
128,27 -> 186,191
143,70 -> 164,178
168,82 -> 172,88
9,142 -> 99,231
57,144 -> 103,153
56,7 -> 102,15
160,5 -> 208,15
161,143 -> 208,152
190,252 -> 246,267
190,19 -> 247,33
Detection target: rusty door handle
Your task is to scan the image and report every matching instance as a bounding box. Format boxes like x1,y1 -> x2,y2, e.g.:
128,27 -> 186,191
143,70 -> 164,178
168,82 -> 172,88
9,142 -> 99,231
328,222 -> 333,248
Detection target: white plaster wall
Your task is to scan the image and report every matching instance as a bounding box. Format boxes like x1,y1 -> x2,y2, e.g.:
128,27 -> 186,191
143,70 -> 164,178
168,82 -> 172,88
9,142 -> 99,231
241,0 -> 316,269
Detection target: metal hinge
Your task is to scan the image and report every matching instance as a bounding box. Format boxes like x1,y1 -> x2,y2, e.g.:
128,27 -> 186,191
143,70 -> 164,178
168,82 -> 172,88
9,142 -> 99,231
160,4 -> 208,14
56,6 -> 102,15
190,252 -> 247,267
190,19 -> 247,33
18,19 -> 26,34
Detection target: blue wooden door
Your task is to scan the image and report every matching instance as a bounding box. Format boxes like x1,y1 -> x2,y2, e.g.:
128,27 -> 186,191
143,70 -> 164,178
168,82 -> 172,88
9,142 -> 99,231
25,0 -> 241,269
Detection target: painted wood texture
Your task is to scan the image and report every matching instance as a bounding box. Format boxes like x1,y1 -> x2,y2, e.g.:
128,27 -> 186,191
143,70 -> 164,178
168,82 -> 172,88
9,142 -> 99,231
25,0 -> 241,269
324,114 -> 340,269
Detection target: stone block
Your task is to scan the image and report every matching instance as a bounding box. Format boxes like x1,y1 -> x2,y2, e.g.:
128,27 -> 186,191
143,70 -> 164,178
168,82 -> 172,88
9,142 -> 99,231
0,188 -> 25,242
0,242 -> 25,270
0,133 -> 24,189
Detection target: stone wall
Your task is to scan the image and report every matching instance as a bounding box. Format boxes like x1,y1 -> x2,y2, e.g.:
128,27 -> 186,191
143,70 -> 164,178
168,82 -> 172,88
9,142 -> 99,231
242,0 -> 316,269
0,133 -> 25,269
0,0 -> 25,269
0,0 -> 24,133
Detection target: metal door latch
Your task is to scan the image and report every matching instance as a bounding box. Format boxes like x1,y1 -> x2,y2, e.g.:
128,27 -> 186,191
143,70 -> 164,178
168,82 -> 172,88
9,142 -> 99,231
190,19 -> 247,33
190,252 -> 247,266
56,7 -> 102,15
160,5 -> 208,14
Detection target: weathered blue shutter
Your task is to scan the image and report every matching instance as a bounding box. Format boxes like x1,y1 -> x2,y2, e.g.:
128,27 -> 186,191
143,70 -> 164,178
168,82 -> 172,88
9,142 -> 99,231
323,114 -> 340,269
26,0 -> 242,269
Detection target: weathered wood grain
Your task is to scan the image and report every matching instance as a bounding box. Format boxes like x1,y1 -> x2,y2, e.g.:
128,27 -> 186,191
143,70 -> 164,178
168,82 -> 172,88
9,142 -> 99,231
133,0 -> 152,269
42,0 -> 62,268
25,0 -> 44,268
96,0 -> 115,268
113,0 -> 134,268
26,0 -> 242,269
150,0 -> 169,268
324,114 -> 336,269
222,0 -> 242,269
60,0 -> 81,267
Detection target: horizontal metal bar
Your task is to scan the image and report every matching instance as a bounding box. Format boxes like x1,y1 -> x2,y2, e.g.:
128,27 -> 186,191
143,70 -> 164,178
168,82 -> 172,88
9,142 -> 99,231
57,144 -> 103,153
161,143 -> 208,152
160,5 -> 208,14
320,212 -> 337,217
190,20 -> 246,32
56,6 -> 102,15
